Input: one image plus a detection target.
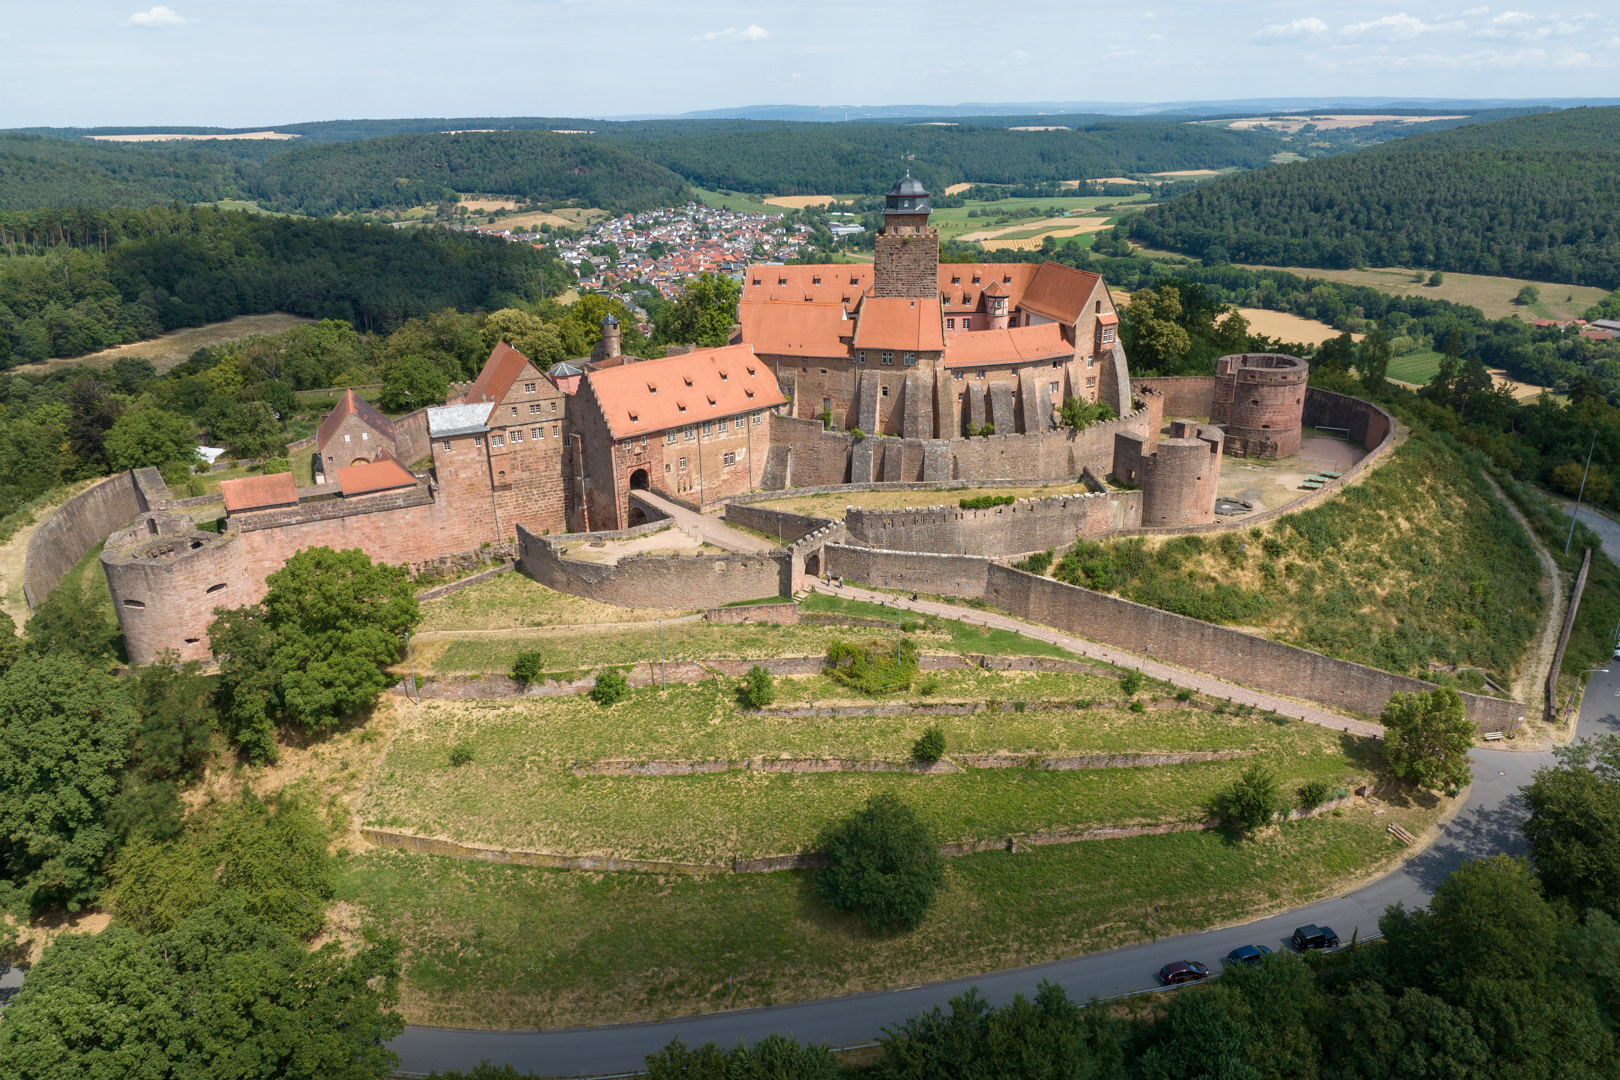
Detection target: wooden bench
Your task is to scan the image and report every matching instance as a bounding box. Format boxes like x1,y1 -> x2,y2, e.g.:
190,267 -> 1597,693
1484,730 -> 1505,741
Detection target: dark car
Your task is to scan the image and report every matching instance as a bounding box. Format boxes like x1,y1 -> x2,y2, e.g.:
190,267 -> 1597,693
1159,960 -> 1212,985
1292,924 -> 1341,951
1226,944 -> 1272,966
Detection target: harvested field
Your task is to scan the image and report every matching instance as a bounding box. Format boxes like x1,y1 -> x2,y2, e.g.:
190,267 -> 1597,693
1216,114 -> 1467,134
762,195 -> 860,209
457,198 -> 521,212
21,313 -> 315,377
943,183 -> 974,195
86,130 -> 299,141
1150,169 -> 1222,177
1236,264 -> 1609,323
1236,307 -> 1358,346
958,215 -> 1110,243
464,207 -> 606,230
1091,176 -> 1146,185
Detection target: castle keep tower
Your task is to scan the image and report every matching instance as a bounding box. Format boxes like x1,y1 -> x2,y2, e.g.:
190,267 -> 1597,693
1211,353 -> 1307,458
873,174 -> 938,299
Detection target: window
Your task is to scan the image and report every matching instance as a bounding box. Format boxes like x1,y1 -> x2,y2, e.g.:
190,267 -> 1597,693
1101,326 -> 1115,343
344,434 -> 350,443
491,434 -> 504,447
903,352 -> 915,366
524,381 -> 536,393
1049,382 -> 1060,394
1095,300 -> 1102,313
701,421 -> 713,437
752,412 -> 762,425
665,431 -> 678,445
473,436 -> 483,448
679,456 -> 687,470
510,406 -> 518,416
723,450 -> 736,466
971,274 -> 981,284
551,424 -> 559,437
511,429 -> 523,443
532,427 -> 544,440
530,403 -> 542,414
881,385 -> 889,397
976,370 -> 986,380
733,417 -> 745,430
684,426 -> 695,441
946,318 -> 955,329
361,432 -> 369,441
1086,376 -> 1097,388
951,275 -> 961,284
442,439 -> 451,451
952,370 -> 963,381
642,435 -> 648,448
550,401 -> 557,413
881,351 -> 894,365
857,351 -> 865,364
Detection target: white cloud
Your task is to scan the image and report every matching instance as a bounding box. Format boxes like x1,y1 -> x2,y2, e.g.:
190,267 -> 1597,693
1460,5 -> 1490,15
1011,49 -> 1029,61
1254,17 -> 1328,43
1340,13 -> 1433,41
1492,10 -> 1535,22
124,5 -> 190,27
692,24 -> 768,43
1147,32 -> 1164,40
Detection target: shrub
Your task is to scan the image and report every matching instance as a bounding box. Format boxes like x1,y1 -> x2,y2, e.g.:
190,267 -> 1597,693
916,674 -> 941,696
1120,669 -> 1144,696
590,668 -> 629,707
1298,779 -> 1331,810
826,637 -> 918,695
1013,549 -> 1054,575
913,725 -> 946,763
1129,700 -> 1146,713
449,742 -> 474,767
1175,687 -> 1195,702
1215,764 -> 1281,832
816,793 -> 944,931
959,494 -> 1015,510
740,664 -> 775,709
510,649 -> 545,685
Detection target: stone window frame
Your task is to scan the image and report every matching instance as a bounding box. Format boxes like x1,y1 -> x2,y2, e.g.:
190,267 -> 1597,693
532,427 -> 544,440
665,431 -> 679,445
530,403 -> 543,414
679,456 -> 688,470
701,421 -> 714,437
683,426 -> 696,441
946,318 -> 955,330
511,428 -> 524,443
881,385 -> 889,397
857,351 -> 866,364
881,351 -> 894,366
552,424 -> 560,437
491,433 -> 505,447
1101,325 -> 1116,344
473,435 -> 484,448
524,381 -> 537,393
722,450 -> 737,466
752,412 -> 763,425
903,352 -> 915,366
733,417 -> 745,430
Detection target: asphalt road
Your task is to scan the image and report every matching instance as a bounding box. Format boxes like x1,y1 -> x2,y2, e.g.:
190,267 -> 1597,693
389,677 -> 1620,1077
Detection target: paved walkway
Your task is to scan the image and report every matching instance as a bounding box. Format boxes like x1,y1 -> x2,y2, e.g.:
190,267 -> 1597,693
632,490 -> 777,554
816,581 -> 1385,739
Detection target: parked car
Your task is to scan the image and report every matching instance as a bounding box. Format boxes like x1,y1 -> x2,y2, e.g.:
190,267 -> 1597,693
1226,944 -> 1272,966
1292,924 -> 1340,951
1159,960 -> 1212,985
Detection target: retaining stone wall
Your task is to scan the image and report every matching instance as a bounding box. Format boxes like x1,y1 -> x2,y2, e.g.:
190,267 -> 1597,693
705,602 -> 800,625
1131,376 -> 1217,418
24,470 -> 161,610
516,522 -> 790,608
844,490 -> 1141,557
724,503 -> 827,545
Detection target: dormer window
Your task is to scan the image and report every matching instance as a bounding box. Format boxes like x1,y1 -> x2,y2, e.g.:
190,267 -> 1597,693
951,275 -> 961,284
683,376 -> 693,386
719,370 -> 727,380
745,365 -> 755,376
972,274 -> 981,284
752,277 -> 761,286
707,394 -> 717,405
678,402 -> 687,412
745,388 -> 754,398
777,276 -> 787,285
849,275 -> 859,285
1003,275 -> 1011,284
629,412 -> 639,423
647,383 -> 657,393
812,276 -> 821,285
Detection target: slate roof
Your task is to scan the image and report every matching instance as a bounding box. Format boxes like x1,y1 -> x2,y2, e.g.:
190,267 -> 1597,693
427,402 -> 495,438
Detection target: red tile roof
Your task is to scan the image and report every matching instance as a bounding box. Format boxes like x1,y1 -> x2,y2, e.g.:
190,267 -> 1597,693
943,323 -> 1074,369
736,302 -> 851,357
221,472 -> 300,514
316,389 -> 394,453
1018,262 -> 1103,325
465,342 -> 535,406
852,297 -> 945,353
584,343 -> 787,440
336,456 -> 419,497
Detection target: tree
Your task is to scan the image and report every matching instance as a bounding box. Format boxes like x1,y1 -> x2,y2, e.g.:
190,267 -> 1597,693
24,574 -> 122,662
1523,735 -> 1620,919
0,902 -> 402,1080
912,725 -> 945,763
378,353 -> 449,412
199,399 -> 285,460
1215,763 -> 1281,831
1429,270 -> 1445,287
591,667 -> 628,706
1122,287 -> 1193,375
103,407 -> 197,471
63,377 -> 120,474
1380,688 -> 1473,791
1516,284 -> 1542,306
816,792 -> 944,931
0,655 -> 136,909
209,547 -> 420,758
1059,398 -> 1114,429
107,657 -> 218,843
1314,331 -> 1356,375
1357,323 -> 1392,393
740,664 -> 775,709
108,793 -> 335,938
873,983 -> 1119,1080
652,273 -> 740,348
480,308 -> 564,368
510,649 -> 545,685
646,1034 -> 837,1080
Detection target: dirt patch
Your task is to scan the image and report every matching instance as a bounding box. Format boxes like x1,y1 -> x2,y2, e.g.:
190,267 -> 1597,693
16,908 -> 111,965
22,313 -> 315,377
1489,474 -> 1565,724
0,481 -> 99,629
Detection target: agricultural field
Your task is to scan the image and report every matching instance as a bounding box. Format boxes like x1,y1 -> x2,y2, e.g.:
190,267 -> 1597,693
1048,431 -> 1544,690
24,313 -> 315,377
693,187 -> 782,214
1237,264 -> 1610,322
754,481 -> 1095,520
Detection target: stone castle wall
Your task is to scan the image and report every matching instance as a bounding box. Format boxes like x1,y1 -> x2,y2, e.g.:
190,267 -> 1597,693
103,513 -> 250,665
1130,376 -> 1216,418
820,544 -> 1525,730
516,524 -> 791,608
843,490 -> 1141,558
25,468 -> 165,611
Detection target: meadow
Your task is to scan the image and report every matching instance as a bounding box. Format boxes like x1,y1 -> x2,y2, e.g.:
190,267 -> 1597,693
1238,264 -> 1609,323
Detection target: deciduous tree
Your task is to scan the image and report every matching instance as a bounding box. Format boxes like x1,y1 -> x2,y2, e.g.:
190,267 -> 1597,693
1380,687 -> 1472,791
816,792 -> 943,931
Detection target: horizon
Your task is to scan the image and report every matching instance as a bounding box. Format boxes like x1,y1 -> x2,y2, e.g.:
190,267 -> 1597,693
7,2 -> 1618,127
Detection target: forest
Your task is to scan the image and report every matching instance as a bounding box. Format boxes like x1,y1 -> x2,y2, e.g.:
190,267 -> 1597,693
1128,107 -> 1620,288
0,134 -> 239,210
0,205 -> 573,364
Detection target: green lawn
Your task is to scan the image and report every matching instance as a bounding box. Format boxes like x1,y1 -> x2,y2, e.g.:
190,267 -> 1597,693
1387,349 -> 1444,385
341,794 -> 1438,1029
693,188 -> 781,215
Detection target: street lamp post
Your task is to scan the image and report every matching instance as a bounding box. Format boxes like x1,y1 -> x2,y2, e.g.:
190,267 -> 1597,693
1565,429 -> 1598,555
1567,667 -> 1610,719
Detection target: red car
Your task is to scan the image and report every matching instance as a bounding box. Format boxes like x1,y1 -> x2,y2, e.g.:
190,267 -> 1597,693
1159,960 -> 1211,985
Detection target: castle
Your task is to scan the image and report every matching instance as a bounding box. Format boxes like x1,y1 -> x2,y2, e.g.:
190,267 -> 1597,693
100,175 -> 1310,664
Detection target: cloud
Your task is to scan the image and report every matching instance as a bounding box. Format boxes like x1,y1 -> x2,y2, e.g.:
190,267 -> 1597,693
124,5 -> 190,27
1340,13 -> 1434,41
692,25 -> 768,43
1492,9 -> 1535,22
1011,49 -> 1029,61
1254,17 -> 1328,43
1460,5 -> 1490,14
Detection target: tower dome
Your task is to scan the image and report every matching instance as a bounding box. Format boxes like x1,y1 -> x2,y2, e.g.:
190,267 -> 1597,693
883,173 -> 931,220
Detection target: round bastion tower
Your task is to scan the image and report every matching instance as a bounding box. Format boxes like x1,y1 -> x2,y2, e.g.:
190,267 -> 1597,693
1210,353 -> 1308,459
102,511 -> 249,665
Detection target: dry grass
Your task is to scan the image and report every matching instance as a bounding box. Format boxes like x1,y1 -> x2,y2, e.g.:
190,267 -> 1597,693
86,131 -> 299,142
1218,115 -> 1466,134
763,195 -> 861,209
415,571 -> 692,633
23,313 -> 316,377
755,481 -> 1095,521
1150,169 -> 1224,177
1237,264 -> 1610,323
1237,308 -> 1360,346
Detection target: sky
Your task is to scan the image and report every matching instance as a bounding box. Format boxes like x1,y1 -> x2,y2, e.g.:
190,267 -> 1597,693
4,1 -> 1618,127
